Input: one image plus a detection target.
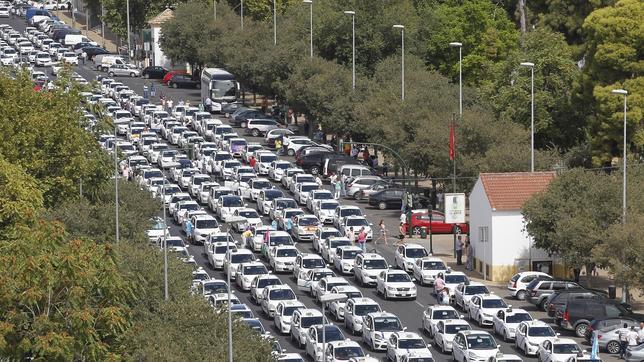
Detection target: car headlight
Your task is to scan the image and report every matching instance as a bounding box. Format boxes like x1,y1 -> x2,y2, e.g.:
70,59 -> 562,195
387,286 -> 396,291
528,341 -> 540,346
411,286 -> 417,291
482,312 -> 491,317
469,351 -> 478,359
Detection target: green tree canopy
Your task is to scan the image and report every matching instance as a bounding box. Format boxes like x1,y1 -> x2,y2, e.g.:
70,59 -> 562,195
0,156 -> 43,230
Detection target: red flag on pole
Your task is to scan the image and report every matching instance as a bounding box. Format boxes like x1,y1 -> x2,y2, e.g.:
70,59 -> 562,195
449,122 -> 456,161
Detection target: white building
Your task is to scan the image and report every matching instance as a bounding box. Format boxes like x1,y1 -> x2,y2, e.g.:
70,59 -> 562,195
147,9 -> 174,68
469,172 -> 563,282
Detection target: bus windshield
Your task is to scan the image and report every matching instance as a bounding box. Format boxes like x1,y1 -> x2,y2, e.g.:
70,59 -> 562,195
211,80 -> 237,100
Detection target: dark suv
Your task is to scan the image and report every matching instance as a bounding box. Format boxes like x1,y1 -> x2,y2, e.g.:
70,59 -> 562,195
295,150 -> 333,175
557,299 -> 641,337
526,278 -> 582,311
368,189 -> 405,210
546,289 -> 606,317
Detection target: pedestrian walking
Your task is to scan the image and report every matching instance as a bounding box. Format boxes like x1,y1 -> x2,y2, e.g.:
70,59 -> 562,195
628,326 -> 639,348
315,175 -> 323,187
205,97 -> 212,113
242,227 -> 253,247
167,99 -> 173,112
619,324 -> 631,359
185,218 -> 194,240
374,220 -> 388,246
285,216 -> 294,234
438,288 -> 450,305
261,96 -> 268,114
334,179 -> 342,200
399,212 -> 407,225
357,227 -> 367,252
122,165 -> 130,181
434,272 -> 445,297
271,219 -> 278,230
455,235 -> 464,265
465,240 -> 474,271
396,222 -> 406,245
347,227 -> 355,245
340,173 -> 347,197
249,156 -> 256,168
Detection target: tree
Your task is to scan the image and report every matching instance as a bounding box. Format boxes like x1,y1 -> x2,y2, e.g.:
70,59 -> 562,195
0,156 -> 43,231
522,168 -> 622,279
101,0 -> 178,39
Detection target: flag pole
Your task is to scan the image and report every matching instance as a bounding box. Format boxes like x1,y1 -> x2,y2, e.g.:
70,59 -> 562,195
451,113 -> 456,192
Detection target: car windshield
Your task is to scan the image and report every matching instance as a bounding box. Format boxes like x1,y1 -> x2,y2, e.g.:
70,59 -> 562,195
346,218 -> 368,227
301,316 -> 324,328
299,218 -> 319,226
204,282 -> 228,294
253,181 -> 271,189
465,286 -> 489,295
482,299 -> 507,308
445,275 -> 468,284
239,175 -> 254,183
284,211 -> 303,218
302,258 -> 325,269
301,184 -> 318,192
528,326 -> 555,337
363,259 -> 388,269
553,344 -> 580,354
445,324 -> 471,334
224,162 -> 240,169
312,272 -> 334,281
433,309 -> 460,319
354,304 -> 380,316
342,250 -> 360,259
167,238 -> 184,247
322,231 -> 341,239
423,261 -> 446,270
282,306 -> 302,316
296,176 -> 315,183
242,265 -> 266,275
341,209 -> 362,217
269,289 -> 295,300
321,202 -> 339,210
231,254 -> 254,263
239,210 -> 259,218
257,278 -> 281,288
467,335 -> 497,350
232,310 -> 253,319
344,291 -> 362,299
222,198 -> 243,207
180,203 -> 199,211
277,249 -> 298,258
315,326 -> 344,342
242,319 -> 264,334
259,155 -> 277,163
196,219 -> 218,229
215,244 -> 236,253
172,195 -> 191,203
405,248 -> 428,258
264,190 -> 283,200
374,317 -> 403,332
314,192 -> 333,200
330,239 -> 351,248
276,200 -> 298,209
334,347 -> 364,359
275,163 -> 290,170
506,313 -> 532,323
270,236 -> 293,246
193,177 -> 210,185
387,273 -> 411,283
398,338 -> 426,349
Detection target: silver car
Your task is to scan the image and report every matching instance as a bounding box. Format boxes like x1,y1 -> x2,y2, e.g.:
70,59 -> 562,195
626,343 -> 644,362
244,118 -> 280,137
345,176 -> 382,199
107,63 -> 140,78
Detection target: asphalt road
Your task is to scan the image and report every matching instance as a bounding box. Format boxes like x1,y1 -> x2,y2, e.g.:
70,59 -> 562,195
2,15 -> 614,362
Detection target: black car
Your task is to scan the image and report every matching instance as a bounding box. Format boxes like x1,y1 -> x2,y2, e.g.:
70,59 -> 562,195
295,149 -> 334,175
557,299 -> 643,337
321,153 -> 362,176
546,289 -> 607,317
82,47 -> 109,60
73,42 -> 95,52
167,74 -> 200,89
368,188 -> 405,210
230,109 -> 265,127
142,66 -> 168,79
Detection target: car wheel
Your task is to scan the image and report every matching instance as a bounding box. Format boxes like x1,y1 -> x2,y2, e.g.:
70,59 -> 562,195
108,71 -> 114,77
413,226 -> 422,235
130,72 -> 136,77
539,299 -> 548,311
144,73 -> 149,79
287,149 -> 295,156
310,166 -> 319,175
606,340 -> 621,354
378,201 -> 387,210
172,82 -> 178,89
240,122 -> 246,128
356,191 -> 364,201
384,289 -> 390,300
516,290 -> 526,300
575,322 -> 589,338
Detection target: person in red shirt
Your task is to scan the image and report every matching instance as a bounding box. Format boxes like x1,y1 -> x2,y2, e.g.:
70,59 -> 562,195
249,156 -> 256,168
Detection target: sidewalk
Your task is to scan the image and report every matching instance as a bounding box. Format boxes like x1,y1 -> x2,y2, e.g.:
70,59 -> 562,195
53,10 -> 118,53
404,235 -> 643,312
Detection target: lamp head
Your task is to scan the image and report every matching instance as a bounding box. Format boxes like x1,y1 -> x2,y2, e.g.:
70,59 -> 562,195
393,24 -> 405,29
611,89 -> 628,95
449,42 -> 462,48
520,62 -> 535,68
343,10 -> 355,15
303,0 -> 312,3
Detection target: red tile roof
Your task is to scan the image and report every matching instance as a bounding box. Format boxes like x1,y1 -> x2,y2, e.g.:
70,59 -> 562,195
479,172 -> 556,211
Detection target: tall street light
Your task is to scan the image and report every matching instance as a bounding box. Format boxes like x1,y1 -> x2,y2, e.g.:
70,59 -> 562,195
126,0 -> 131,59
303,0 -> 313,58
113,126 -> 120,244
213,0 -> 217,20
319,293 -> 348,362
449,42 -> 462,116
520,61 -> 535,172
273,0 -> 277,45
226,218 -> 245,361
162,185 -> 168,301
344,10 -> 355,90
611,88 -> 628,303
240,0 -> 244,29
393,25 -> 405,101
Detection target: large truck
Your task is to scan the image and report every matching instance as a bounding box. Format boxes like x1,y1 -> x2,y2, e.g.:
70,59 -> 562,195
200,68 -> 239,113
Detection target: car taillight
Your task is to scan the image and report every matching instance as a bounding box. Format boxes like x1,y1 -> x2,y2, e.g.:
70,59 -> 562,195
528,289 -> 536,296
563,309 -> 570,322
513,281 -> 517,288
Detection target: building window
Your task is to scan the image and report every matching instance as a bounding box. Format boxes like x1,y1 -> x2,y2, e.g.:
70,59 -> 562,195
478,226 -> 488,243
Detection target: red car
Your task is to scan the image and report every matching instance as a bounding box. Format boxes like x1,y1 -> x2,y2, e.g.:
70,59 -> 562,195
162,70 -> 189,85
406,211 -> 469,235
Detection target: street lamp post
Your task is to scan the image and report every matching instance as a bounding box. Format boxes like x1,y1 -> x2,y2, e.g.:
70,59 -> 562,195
126,0 -> 131,59
273,0 -> 277,45
344,10 -> 355,90
520,62 -> 535,172
319,293 -> 348,362
240,0 -> 244,29
303,0 -> 313,58
449,42 -> 463,116
113,126 -> 120,244
393,25 -> 405,101
162,185 -> 168,301
611,88 -> 629,303
213,0 -> 217,20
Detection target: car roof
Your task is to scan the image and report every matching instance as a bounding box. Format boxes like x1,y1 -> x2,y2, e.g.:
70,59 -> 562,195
360,253 -> 385,259
349,297 -> 378,304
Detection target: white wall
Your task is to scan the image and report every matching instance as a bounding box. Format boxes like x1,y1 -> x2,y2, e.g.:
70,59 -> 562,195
490,211 -> 552,266
151,26 -> 170,68
469,178 -> 492,267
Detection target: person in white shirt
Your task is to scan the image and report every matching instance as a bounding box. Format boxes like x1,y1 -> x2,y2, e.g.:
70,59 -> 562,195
628,326 -> 639,347
638,321 -> 644,344
619,324 -> 631,359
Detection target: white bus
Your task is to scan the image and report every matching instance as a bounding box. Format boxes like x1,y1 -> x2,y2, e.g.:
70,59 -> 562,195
200,68 -> 239,113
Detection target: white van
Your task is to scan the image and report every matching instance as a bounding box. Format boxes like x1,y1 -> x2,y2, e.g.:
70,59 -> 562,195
64,34 -> 97,47
94,54 -> 125,71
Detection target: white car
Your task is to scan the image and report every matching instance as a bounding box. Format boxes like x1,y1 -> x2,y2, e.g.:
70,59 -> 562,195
261,285 -> 297,318
323,340 -> 375,362
234,261 -> 269,291
492,307 -> 533,342
397,350 -> 435,362
273,300 -> 306,334
412,257 -> 449,286
206,240 -> 237,270
197,182 -> 219,204
293,182 -> 319,205
310,276 -> 350,304
250,274 -> 282,305
442,270 -> 470,297
314,200 -> 340,225
434,319 -> 472,353
61,51 -> 78,65
293,253 -> 327,288
292,214 -> 321,242
312,227 -> 342,253
393,243 -> 429,272
537,338 -> 582,362
208,292 -> 241,310
290,308 -> 326,349
327,285 -> 362,322
362,312 -> 404,351
223,249 -> 255,280
322,237 -> 352,263
339,215 -> 373,242
254,152 -> 278,175
452,330 -> 500,362
231,208 -> 263,232
421,305 -> 462,338
306,189 -> 334,212
281,167 -> 305,189
507,271 -> 552,300
299,268 -> 335,294
332,245 -> 363,275
332,205 -> 363,230
246,225 -> 275,252
375,269 -> 417,300
454,282 -> 490,311
269,197 -> 298,221
215,195 -> 246,223
343,297 -> 381,335
353,252 -> 389,287
269,245 -> 299,272
190,215 -> 220,245
268,160 -> 291,181
256,188 -> 284,215
467,294 -> 508,327
515,320 -> 557,356
248,178 -> 273,201
189,174 -> 212,197
194,278 -> 229,300
305,325 -> 346,362
385,331 -> 430,362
